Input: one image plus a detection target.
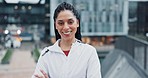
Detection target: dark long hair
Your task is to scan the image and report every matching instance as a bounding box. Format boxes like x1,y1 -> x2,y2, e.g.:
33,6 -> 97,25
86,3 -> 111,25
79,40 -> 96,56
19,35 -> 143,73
53,2 -> 81,41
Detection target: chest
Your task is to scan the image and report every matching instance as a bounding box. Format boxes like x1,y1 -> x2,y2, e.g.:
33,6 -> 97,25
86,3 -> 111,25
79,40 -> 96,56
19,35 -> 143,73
44,50 -> 89,78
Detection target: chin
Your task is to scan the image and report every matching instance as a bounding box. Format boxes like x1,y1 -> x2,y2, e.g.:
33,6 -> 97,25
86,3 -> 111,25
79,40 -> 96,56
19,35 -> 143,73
62,36 -> 73,41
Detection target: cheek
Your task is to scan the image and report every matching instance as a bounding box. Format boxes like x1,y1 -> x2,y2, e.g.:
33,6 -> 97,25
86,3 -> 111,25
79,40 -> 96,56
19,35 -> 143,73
55,24 -> 62,30
70,23 -> 79,28
69,26 -> 76,31
73,24 -> 79,30
70,26 -> 78,33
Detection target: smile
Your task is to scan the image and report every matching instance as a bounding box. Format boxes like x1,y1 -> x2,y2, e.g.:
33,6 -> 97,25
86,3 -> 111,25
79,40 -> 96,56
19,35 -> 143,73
63,31 -> 72,35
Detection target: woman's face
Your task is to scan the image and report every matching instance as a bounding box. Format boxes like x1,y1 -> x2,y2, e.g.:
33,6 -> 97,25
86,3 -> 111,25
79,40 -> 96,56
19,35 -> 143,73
55,10 -> 79,41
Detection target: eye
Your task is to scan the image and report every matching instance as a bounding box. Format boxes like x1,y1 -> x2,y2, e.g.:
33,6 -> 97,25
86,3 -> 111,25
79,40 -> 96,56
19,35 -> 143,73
57,21 -> 64,26
68,19 -> 74,25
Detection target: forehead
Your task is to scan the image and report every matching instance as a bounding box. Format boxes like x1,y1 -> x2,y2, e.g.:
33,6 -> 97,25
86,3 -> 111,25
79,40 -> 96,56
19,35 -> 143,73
56,10 -> 76,20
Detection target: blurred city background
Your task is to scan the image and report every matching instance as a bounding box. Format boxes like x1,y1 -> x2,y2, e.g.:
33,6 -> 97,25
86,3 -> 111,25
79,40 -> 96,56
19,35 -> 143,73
0,0 -> 148,78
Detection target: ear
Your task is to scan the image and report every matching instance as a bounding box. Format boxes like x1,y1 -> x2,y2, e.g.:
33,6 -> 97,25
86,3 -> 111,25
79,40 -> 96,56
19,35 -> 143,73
77,20 -> 79,27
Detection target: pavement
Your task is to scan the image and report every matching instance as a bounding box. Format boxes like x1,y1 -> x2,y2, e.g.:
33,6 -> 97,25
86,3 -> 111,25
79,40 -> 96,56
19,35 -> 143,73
0,43 -> 36,78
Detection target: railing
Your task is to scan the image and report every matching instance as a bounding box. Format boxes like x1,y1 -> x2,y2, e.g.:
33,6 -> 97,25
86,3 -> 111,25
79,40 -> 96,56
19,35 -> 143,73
101,49 -> 148,78
115,35 -> 148,74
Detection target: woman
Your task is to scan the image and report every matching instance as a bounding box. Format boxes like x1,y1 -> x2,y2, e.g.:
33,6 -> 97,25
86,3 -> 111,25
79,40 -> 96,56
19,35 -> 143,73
32,2 -> 102,78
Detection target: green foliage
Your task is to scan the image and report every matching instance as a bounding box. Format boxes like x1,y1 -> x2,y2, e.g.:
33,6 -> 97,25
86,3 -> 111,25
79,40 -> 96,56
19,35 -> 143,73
1,49 -> 13,64
32,48 -> 40,62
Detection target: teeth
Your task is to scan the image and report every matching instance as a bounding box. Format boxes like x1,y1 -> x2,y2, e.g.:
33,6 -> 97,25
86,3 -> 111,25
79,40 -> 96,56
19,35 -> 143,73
63,31 -> 71,34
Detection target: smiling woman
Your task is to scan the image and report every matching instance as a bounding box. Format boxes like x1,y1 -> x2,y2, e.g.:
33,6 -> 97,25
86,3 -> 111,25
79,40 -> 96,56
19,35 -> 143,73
32,2 -> 102,78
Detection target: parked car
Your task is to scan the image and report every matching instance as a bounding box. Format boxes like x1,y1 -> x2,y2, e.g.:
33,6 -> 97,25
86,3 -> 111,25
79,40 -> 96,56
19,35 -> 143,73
19,32 -> 33,41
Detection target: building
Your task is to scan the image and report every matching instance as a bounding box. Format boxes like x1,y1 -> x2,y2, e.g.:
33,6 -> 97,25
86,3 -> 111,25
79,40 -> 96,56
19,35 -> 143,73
50,0 -> 129,37
0,0 -> 50,41
128,0 -> 148,37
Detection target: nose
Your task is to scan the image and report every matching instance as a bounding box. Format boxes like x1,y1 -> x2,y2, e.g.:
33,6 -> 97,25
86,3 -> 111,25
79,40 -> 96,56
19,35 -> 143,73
63,23 -> 69,30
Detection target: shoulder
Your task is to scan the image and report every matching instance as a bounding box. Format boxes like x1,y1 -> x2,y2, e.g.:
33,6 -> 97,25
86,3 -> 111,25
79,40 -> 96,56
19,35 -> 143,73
78,43 -> 97,55
40,46 -> 52,56
81,43 -> 96,51
40,40 -> 59,56
78,43 -> 98,59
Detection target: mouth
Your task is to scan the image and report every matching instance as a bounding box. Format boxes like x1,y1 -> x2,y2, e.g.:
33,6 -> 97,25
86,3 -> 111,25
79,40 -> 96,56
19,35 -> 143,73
63,31 -> 72,35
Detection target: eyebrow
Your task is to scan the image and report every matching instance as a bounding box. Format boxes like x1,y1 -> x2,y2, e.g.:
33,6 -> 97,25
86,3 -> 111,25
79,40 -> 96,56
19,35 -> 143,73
57,20 -> 63,22
57,18 -> 75,21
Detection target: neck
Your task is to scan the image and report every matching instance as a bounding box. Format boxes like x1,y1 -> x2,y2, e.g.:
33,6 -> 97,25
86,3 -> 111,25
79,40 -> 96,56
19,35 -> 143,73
59,38 -> 76,51
61,38 -> 75,46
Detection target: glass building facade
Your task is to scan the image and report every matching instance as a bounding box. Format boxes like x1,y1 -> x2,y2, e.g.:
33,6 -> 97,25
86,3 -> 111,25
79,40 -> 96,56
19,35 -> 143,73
128,0 -> 148,36
50,0 -> 128,36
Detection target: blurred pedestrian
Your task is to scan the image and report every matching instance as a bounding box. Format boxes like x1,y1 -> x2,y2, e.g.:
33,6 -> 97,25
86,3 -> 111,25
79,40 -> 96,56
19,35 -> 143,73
32,2 -> 102,78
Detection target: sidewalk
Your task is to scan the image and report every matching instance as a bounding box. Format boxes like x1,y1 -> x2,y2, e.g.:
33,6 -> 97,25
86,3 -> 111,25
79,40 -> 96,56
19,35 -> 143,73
0,49 -> 36,78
